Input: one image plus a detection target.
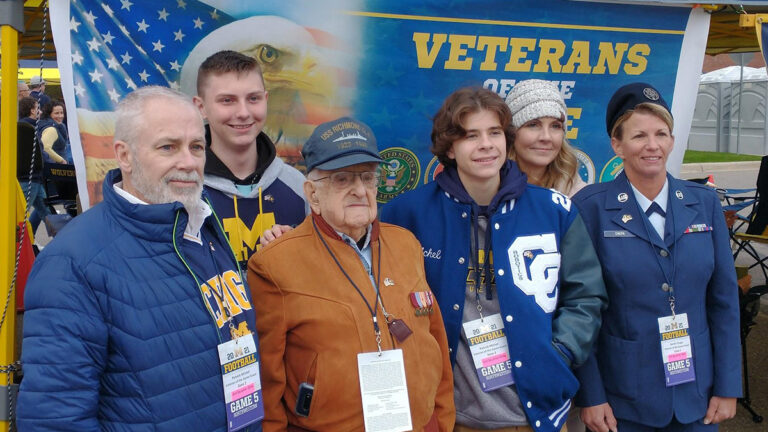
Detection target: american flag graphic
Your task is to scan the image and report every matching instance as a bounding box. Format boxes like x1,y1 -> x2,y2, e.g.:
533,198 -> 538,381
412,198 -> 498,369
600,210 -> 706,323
67,0 -> 234,204
60,0 -> 353,206
70,0 -> 233,110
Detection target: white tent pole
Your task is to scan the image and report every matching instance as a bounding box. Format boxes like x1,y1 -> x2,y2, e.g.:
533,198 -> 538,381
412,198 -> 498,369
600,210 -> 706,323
737,53 -> 744,154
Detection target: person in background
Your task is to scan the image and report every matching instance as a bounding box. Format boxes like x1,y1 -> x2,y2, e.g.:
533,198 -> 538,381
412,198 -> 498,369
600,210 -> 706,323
18,96 -> 38,127
194,50 -> 307,267
249,117 -> 455,431
18,80 -> 31,100
17,86 -> 262,431
505,79 -> 586,198
38,100 -> 73,164
17,96 -> 51,234
381,87 -> 607,432
28,75 -> 51,108
573,82 -> 741,432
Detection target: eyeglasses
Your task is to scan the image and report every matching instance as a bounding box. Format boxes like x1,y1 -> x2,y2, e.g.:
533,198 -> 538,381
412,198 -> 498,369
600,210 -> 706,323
311,171 -> 381,189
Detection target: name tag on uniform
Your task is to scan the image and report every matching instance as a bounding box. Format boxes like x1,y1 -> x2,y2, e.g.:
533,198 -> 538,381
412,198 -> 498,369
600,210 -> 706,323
357,349 -> 412,432
603,230 -> 635,238
462,314 -> 515,392
657,313 -> 695,387
218,333 -> 264,431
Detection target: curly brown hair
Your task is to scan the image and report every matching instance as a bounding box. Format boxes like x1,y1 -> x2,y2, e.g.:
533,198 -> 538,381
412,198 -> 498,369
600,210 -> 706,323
431,87 -> 514,168
18,97 -> 38,118
41,100 -> 66,120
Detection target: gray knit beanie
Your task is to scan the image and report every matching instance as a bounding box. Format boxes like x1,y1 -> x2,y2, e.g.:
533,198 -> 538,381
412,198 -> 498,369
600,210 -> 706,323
505,79 -> 567,129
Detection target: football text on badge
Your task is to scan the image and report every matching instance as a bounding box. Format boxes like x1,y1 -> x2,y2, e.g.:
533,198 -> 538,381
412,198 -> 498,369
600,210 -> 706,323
463,314 -> 515,392
218,334 -> 264,431
657,313 -> 696,387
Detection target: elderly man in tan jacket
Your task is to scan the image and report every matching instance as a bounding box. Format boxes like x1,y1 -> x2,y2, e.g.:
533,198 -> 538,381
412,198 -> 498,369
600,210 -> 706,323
248,117 -> 455,432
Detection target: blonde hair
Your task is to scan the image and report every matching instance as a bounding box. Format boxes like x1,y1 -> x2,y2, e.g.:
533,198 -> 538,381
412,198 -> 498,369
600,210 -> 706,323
611,102 -> 674,139
509,131 -> 579,192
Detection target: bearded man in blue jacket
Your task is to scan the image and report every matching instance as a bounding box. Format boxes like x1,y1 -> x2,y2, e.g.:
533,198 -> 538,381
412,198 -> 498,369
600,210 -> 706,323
17,86 -> 262,432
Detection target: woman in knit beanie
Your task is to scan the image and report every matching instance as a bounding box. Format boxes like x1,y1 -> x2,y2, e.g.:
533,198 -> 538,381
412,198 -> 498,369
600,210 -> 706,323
505,79 -> 586,197
507,79 -> 588,432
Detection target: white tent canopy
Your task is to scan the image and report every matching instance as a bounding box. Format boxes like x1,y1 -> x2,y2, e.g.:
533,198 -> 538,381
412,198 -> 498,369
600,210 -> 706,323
700,65 -> 768,82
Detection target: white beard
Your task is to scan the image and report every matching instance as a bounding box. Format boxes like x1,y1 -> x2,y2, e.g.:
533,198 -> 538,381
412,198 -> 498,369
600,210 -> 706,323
130,158 -> 203,213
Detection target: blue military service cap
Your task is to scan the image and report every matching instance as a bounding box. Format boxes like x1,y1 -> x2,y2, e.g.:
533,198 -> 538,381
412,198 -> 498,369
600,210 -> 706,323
302,117 -> 384,172
605,82 -> 670,137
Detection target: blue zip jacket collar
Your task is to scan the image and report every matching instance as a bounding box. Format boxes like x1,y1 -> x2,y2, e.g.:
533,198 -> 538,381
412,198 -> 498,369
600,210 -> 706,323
436,160 -> 527,215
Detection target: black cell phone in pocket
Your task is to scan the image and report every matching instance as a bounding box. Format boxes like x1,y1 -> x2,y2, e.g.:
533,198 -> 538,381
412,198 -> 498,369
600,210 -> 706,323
294,382 -> 314,417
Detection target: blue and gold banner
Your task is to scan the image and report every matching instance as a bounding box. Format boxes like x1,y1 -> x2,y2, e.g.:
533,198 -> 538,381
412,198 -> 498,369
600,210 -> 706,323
50,0 -> 705,208
760,18 -> 768,73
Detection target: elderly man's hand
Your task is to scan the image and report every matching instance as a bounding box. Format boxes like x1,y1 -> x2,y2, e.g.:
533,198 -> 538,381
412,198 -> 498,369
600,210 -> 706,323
261,224 -> 293,247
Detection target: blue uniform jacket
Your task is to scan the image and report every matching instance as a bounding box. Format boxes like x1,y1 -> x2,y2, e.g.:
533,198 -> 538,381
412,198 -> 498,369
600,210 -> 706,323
17,170 -> 261,432
572,172 -> 742,427
382,181 -> 606,432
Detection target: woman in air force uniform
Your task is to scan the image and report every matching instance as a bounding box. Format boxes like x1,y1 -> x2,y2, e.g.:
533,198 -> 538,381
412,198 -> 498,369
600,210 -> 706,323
572,82 -> 741,432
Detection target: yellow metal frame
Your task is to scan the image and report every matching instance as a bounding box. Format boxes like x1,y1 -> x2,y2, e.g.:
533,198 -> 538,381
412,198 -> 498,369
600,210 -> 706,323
0,23 -> 19,431
708,12 -> 768,55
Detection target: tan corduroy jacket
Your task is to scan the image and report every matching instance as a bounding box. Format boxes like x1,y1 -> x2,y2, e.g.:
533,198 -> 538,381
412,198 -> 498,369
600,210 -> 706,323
248,213 -> 455,432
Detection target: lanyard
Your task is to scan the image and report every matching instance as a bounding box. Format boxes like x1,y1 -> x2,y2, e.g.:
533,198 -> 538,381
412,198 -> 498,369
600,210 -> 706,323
469,210 -> 493,320
633,185 -> 678,317
204,240 -> 238,335
172,210 -> 240,342
312,218 -> 385,354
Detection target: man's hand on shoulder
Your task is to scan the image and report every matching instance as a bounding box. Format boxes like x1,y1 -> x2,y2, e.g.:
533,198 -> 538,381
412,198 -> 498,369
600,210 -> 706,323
261,224 -> 294,246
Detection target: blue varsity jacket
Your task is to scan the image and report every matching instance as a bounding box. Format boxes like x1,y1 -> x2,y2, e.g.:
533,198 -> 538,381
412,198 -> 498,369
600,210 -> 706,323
381,163 -> 606,432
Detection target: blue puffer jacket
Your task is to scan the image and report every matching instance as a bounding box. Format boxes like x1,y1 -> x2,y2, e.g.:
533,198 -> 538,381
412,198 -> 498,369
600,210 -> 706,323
17,169 -> 261,432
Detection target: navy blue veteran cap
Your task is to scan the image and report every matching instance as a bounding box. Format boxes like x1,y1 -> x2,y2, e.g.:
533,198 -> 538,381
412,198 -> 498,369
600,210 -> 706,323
302,117 -> 385,172
605,82 -> 670,137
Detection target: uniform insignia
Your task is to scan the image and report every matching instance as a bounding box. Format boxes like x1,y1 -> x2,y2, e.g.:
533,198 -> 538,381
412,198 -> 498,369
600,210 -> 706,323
604,230 -> 635,238
675,190 -> 683,200
384,278 -> 394,287
618,192 -> 628,202
622,214 -> 633,223
409,291 -> 434,316
684,224 -> 713,233
643,87 -> 660,101
264,195 -> 274,202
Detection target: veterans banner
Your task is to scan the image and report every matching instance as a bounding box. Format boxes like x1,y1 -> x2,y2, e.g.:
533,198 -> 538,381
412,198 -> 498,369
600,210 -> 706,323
50,0 -> 707,209
759,18 -> 768,71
